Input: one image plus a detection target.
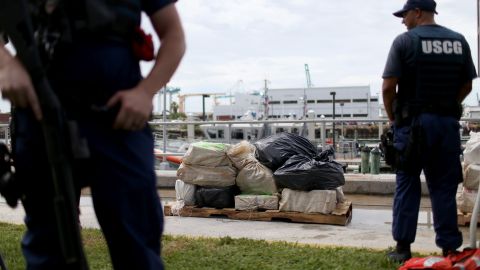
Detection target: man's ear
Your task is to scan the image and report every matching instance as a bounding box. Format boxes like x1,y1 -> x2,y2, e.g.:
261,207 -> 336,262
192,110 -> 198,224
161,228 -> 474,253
414,8 -> 422,19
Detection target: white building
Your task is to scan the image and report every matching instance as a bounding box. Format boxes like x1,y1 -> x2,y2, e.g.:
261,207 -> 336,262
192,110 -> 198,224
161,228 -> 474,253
464,106 -> 480,119
213,85 -> 381,120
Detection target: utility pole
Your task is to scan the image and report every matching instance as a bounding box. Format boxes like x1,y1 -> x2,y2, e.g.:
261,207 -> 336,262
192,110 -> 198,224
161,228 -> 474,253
202,94 -> 210,121
330,91 -> 336,150
340,103 -> 344,137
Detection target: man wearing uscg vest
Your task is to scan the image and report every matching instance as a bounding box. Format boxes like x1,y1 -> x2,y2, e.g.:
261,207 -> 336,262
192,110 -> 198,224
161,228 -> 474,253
382,0 -> 477,263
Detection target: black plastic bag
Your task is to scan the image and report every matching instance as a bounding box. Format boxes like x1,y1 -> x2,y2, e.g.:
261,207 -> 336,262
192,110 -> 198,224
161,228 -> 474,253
315,146 -> 348,173
195,186 -> 240,209
273,154 -> 345,191
315,145 -> 335,162
254,132 -> 318,170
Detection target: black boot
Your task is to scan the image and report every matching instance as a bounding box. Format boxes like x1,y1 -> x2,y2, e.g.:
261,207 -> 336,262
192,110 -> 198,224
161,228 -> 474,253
387,242 -> 412,263
442,248 -> 459,257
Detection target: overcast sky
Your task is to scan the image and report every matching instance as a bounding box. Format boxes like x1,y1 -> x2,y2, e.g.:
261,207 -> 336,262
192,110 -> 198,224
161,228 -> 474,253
2,0 -> 478,114
142,0 -> 479,113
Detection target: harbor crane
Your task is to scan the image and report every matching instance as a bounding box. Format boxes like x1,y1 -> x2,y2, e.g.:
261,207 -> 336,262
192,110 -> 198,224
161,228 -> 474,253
304,63 -> 313,88
302,64 -> 314,118
157,86 -> 180,113
178,93 -> 226,120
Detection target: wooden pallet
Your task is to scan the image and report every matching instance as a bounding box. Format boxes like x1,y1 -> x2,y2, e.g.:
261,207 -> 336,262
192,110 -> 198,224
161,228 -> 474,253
458,209 -> 480,227
164,201 -> 352,226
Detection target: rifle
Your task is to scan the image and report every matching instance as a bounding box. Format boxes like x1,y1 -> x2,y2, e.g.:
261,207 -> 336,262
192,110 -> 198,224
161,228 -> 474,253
0,252 -> 7,270
0,0 -> 89,269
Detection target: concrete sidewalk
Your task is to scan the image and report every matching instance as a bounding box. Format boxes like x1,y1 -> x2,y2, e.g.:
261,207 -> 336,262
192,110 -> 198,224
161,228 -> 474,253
0,169 -> 471,256
1,193 -> 477,255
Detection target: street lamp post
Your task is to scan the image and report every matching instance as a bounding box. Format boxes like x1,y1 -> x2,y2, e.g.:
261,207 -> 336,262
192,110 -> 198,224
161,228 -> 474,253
270,96 -> 274,118
202,94 -> 210,121
340,102 -> 344,137
330,91 -> 336,150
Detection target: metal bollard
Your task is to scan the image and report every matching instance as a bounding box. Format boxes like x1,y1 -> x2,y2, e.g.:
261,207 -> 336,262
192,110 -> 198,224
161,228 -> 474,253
370,147 -> 381,174
360,146 -> 370,174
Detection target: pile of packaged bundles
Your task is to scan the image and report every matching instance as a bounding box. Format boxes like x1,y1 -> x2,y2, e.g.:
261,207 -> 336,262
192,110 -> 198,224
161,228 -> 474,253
173,133 -> 346,215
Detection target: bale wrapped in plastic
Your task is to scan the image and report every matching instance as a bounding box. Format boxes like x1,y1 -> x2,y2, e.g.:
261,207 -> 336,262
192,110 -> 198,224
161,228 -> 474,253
227,141 -> 256,170
195,186 -> 240,209
254,132 -> 318,170
236,161 -> 278,195
463,132 -> 480,166
171,180 -> 196,215
457,187 -> 478,213
336,186 -> 346,203
273,154 -> 345,191
279,189 -> 337,214
175,179 -> 196,206
182,141 -> 231,167
177,163 -> 236,187
234,195 -> 279,211
464,163 -> 480,190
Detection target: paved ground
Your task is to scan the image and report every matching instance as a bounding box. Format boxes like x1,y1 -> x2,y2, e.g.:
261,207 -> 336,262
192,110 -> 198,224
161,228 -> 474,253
1,190 -> 478,255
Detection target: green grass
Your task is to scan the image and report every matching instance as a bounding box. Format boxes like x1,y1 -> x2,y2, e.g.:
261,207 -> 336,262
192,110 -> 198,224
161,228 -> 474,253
0,222 -> 402,270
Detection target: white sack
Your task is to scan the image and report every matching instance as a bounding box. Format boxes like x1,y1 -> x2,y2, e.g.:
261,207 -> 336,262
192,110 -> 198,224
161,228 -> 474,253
336,186 -> 346,203
182,142 -> 231,167
234,195 -> 279,211
170,200 -> 185,216
463,132 -> 480,166
456,187 -> 479,213
227,141 -> 256,170
236,161 -> 278,195
279,189 -> 337,214
175,179 -> 196,206
464,164 -> 480,190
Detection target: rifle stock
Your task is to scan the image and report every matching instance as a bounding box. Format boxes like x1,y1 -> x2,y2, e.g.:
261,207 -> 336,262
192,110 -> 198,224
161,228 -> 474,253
0,1 -> 88,269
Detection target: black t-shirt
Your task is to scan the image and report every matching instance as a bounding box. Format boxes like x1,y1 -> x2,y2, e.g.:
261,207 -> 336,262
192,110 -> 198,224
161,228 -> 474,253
142,0 -> 176,16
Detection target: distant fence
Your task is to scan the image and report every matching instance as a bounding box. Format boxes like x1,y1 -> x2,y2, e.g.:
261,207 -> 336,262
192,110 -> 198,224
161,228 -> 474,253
148,117 -> 480,157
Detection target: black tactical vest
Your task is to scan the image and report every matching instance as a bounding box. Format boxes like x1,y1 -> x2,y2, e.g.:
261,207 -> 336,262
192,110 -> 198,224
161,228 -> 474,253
397,26 -> 467,117
32,0 -> 142,44
66,0 -> 141,39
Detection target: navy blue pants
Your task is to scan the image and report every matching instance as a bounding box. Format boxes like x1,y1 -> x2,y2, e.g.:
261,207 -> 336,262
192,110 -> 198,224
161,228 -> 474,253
14,109 -> 164,270
392,113 -> 462,250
